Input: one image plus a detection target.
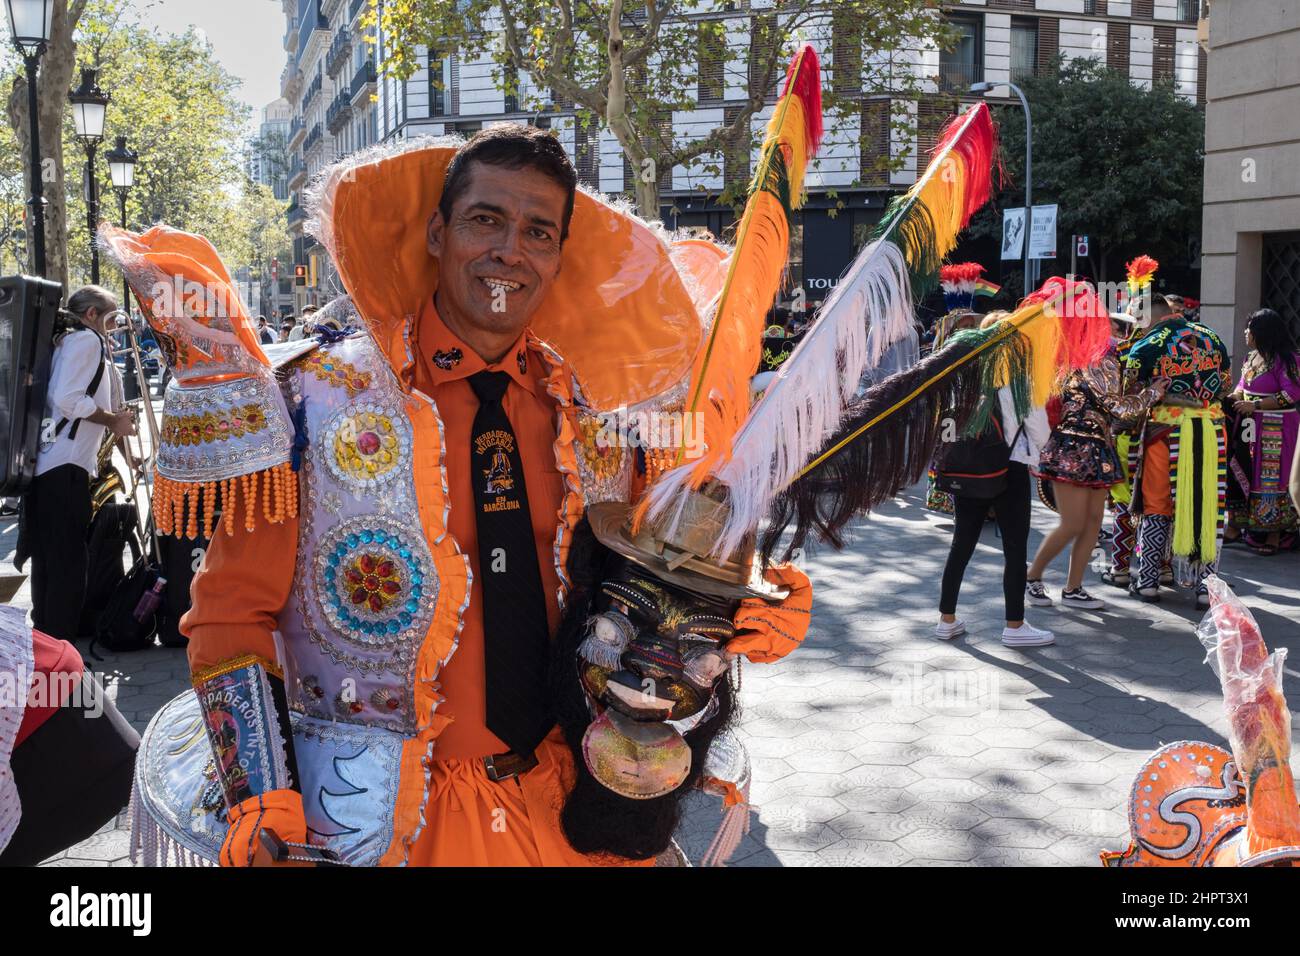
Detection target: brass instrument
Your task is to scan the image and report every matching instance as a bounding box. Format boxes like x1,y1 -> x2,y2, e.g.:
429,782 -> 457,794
104,308 -> 162,555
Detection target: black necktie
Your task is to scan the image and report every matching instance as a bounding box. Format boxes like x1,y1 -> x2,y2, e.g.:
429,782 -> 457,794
467,370 -> 553,755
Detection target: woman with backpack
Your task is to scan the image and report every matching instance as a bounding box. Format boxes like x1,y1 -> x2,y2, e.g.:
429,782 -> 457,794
936,312 -> 1053,648
1025,353 -> 1167,609
14,286 -> 136,641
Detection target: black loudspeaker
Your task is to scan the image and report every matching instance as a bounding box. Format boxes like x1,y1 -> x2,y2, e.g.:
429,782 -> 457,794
0,274 -> 64,496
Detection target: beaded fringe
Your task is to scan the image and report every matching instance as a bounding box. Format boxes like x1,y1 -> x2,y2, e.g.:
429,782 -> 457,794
127,777 -> 217,867
698,780 -> 752,868
153,462 -> 298,538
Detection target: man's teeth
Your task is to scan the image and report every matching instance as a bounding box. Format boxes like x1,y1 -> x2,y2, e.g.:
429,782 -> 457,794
482,278 -> 521,292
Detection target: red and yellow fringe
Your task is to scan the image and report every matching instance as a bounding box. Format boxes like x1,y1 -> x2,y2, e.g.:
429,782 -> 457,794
153,462 -> 299,538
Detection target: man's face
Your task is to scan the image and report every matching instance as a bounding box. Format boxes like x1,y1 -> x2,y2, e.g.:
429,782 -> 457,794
427,161 -> 566,343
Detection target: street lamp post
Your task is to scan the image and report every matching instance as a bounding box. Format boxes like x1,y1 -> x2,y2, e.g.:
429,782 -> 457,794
107,135 -> 138,399
70,66 -> 109,284
5,0 -> 55,277
971,79 -> 1034,299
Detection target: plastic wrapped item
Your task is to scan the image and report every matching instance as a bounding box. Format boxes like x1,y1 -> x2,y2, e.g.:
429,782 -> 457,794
1195,574 -> 1300,856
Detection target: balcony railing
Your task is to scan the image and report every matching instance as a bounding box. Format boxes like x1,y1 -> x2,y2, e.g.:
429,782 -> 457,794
287,201 -> 306,226
937,60 -> 983,93
304,123 -> 323,152
287,157 -> 307,182
327,30 -> 352,77
327,92 -> 353,133
350,59 -> 377,99
303,73 -> 323,110
288,116 -> 306,147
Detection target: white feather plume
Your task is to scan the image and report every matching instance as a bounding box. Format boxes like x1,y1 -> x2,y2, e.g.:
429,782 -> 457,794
644,239 -> 915,558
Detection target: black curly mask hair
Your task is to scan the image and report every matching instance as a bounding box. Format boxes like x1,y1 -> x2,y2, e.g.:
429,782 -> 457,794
548,517 -> 735,862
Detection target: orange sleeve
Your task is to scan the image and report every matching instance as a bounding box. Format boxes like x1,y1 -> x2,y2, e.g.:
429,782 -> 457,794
728,563 -> 813,664
182,513 -> 299,676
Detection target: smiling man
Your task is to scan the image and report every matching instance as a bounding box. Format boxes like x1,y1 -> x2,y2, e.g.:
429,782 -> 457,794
114,125 -> 809,869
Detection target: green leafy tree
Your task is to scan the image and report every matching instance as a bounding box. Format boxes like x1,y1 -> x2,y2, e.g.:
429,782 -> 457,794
366,0 -> 957,219
3,0 -> 256,291
966,56 -> 1205,289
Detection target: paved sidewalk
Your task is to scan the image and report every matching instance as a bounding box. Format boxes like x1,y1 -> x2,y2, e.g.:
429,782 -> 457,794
5,479 -> 1298,866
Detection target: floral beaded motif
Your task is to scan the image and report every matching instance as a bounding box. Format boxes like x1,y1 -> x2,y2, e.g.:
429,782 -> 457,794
161,403 -> 268,447
322,403 -> 410,493
313,515 -> 438,651
296,351 -> 373,397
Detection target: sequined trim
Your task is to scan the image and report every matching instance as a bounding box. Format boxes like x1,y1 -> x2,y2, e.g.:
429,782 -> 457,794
322,401 -> 411,493
295,350 -> 374,397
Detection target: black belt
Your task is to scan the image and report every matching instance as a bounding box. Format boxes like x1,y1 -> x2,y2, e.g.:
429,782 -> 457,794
483,750 -> 538,783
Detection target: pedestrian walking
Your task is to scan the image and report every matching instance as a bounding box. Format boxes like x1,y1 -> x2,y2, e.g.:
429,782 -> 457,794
1026,354 -> 1166,609
936,312 -> 1054,648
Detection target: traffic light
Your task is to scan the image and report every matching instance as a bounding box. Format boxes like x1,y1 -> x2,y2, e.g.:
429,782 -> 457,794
294,264 -> 307,287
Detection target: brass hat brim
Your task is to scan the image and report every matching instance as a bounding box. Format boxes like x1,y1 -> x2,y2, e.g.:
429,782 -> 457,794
587,501 -> 786,602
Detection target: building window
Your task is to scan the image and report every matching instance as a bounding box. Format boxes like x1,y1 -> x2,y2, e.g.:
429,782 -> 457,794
1178,0 -> 1199,22
832,8 -> 863,95
1108,21 -> 1130,74
748,14 -> 781,102
429,53 -> 446,116
1153,25 -> 1176,82
939,15 -> 982,92
574,117 -> 599,188
698,20 -> 726,104
1132,0 -> 1155,18
1010,18 -> 1037,83
504,65 -> 520,113
858,98 -> 890,188
723,105 -> 748,188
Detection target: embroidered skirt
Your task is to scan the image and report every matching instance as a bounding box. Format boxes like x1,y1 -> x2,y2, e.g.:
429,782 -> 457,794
1036,432 -> 1123,489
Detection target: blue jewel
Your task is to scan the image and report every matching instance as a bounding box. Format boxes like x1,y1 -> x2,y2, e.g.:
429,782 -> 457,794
328,554 -> 339,567
404,600 -> 418,614
322,363 -> 333,371
360,530 -> 373,543
399,548 -> 411,559
410,573 -> 423,585
346,534 -> 359,548
387,621 -> 399,634
398,612 -> 412,626
411,585 -> 422,599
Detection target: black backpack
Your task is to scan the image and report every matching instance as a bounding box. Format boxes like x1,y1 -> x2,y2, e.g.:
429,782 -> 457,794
936,412 -> 1024,500
79,501 -> 144,638
90,548 -> 162,657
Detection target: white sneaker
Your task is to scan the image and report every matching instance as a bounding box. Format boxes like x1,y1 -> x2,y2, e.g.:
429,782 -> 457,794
1061,586 -> 1104,610
1001,620 -> 1055,647
934,618 -> 967,640
1026,579 -> 1054,607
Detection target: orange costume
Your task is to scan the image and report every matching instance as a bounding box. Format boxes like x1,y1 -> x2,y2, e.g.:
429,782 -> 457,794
112,138 -> 812,868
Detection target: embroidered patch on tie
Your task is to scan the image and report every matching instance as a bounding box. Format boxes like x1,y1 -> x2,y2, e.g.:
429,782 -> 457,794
474,429 -> 521,507
517,350 -> 527,376
432,348 -> 463,371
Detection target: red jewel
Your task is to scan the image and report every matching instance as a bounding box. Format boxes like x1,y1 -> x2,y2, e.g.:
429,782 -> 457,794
356,430 -> 381,456
380,580 -> 401,596
351,588 -> 368,605
363,574 -> 380,591
344,568 -> 362,586
375,559 -> 395,577
367,593 -> 384,613
359,554 -> 376,574
385,698 -> 400,710
350,702 -> 364,714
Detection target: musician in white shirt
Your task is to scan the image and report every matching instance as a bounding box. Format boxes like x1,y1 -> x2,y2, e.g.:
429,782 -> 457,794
16,286 -> 136,641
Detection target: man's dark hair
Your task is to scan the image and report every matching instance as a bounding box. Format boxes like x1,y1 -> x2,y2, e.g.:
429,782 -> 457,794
440,124 -> 578,242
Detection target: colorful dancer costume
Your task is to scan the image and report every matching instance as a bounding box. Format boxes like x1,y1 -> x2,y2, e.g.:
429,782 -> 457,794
1104,575 -> 1300,866
1106,255 -> 1158,586
1124,308 -> 1230,602
1227,351 -> 1300,545
1035,352 -> 1162,489
112,49 -> 828,867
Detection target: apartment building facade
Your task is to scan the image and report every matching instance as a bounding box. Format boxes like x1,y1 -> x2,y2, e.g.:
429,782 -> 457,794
1199,0 -> 1300,356
280,0 -> 380,309
280,1 -> 1205,306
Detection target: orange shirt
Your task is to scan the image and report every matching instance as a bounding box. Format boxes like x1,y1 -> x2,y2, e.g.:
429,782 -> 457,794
184,299 -> 568,760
